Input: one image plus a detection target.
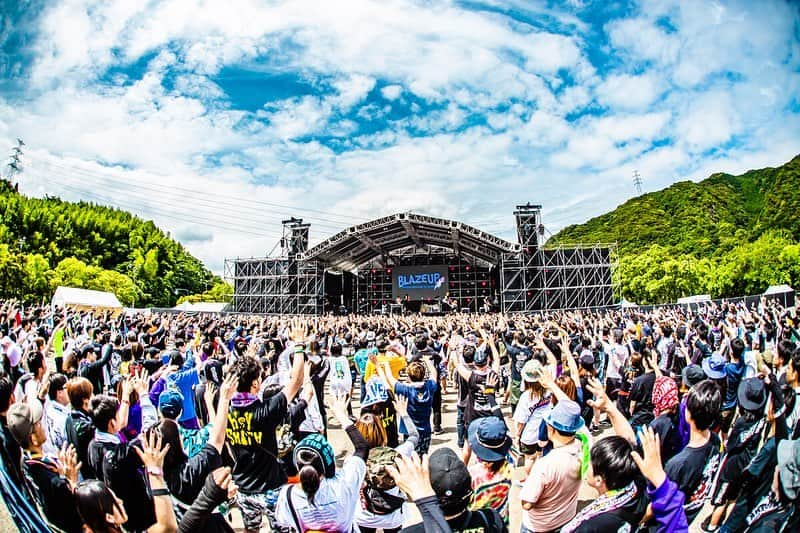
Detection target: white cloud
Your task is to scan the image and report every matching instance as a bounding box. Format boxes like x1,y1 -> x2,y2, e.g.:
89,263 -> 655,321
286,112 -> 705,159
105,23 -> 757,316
1,0 -> 798,274
595,73 -> 663,111
380,85 -> 403,100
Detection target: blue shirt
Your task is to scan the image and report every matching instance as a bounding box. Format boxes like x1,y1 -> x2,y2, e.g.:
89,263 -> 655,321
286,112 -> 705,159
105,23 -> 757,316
396,380 -> 437,434
723,360 -> 745,410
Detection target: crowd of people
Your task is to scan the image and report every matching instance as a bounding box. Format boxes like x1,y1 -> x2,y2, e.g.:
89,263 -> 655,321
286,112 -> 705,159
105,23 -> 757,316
0,295 -> 799,533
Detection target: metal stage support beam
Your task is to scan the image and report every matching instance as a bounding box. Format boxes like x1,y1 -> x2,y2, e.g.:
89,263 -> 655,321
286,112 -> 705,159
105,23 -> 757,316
224,257 -> 323,315
226,206 -> 618,315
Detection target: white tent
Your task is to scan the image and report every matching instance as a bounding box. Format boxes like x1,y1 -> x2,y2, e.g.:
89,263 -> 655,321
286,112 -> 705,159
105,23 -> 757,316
52,286 -> 124,317
620,299 -> 638,308
677,294 -> 711,304
171,302 -> 229,313
764,284 -> 794,295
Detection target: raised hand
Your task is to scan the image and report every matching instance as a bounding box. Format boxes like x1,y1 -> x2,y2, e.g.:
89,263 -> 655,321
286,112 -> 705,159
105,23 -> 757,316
631,425 -> 666,488
211,466 -> 238,499
219,373 -> 238,402
289,317 -> 308,343
585,377 -> 610,413
57,443 -> 81,487
386,452 -> 435,500
393,394 -> 409,417
135,428 -> 170,470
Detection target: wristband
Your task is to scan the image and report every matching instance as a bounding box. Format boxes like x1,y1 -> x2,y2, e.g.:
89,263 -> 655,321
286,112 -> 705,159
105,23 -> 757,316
484,387 -> 495,395
151,488 -> 170,497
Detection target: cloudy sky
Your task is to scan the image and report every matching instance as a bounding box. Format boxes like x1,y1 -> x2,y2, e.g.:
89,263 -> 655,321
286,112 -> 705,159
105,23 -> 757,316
1,0 -> 799,273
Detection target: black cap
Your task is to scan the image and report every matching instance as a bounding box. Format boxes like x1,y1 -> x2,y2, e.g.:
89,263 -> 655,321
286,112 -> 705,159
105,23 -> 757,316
738,377 -> 767,412
429,448 -> 472,506
472,349 -> 489,367
682,364 -> 706,388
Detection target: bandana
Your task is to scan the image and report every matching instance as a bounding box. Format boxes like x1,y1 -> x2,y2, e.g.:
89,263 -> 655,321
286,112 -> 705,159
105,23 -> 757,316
652,376 -> 679,417
561,481 -> 639,533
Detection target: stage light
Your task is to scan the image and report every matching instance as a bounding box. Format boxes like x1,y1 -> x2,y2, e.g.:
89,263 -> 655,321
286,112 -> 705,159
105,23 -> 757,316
481,281 -> 487,287
371,269 -> 376,274
372,284 -> 377,289
465,265 -> 470,271
386,269 -> 392,274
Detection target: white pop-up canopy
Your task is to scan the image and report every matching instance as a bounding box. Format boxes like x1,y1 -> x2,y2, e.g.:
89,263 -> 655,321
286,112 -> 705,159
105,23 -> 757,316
52,286 -> 124,317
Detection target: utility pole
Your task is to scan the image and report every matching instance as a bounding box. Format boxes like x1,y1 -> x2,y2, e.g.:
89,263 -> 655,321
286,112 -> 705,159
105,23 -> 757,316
632,170 -> 643,194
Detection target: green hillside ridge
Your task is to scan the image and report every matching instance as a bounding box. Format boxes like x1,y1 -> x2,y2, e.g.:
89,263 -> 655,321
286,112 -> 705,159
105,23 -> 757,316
550,154 -> 800,304
0,179 -> 219,307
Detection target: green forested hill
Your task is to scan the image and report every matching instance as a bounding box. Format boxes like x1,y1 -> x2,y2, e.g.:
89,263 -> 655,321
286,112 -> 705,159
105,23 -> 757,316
0,179 -> 217,306
550,154 -> 800,304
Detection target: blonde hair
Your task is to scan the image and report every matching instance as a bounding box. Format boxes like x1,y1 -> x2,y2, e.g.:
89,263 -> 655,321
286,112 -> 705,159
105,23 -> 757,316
356,413 -> 387,448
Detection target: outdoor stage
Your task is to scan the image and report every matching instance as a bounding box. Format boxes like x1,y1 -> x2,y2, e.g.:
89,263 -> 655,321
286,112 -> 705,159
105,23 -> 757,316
224,205 -> 618,315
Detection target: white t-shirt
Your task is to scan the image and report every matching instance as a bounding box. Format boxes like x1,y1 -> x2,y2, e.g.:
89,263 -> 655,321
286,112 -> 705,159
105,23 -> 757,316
275,455 -> 366,532
513,390 -> 551,445
329,355 -> 353,396
605,343 -> 628,381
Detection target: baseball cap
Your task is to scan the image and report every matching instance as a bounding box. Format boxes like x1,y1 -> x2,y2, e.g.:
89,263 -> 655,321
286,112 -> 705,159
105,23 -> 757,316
521,359 -> 543,383
467,416 -> 511,462
429,448 -> 472,506
7,401 -> 44,447
681,364 -> 706,388
202,359 -> 224,386
737,377 -> 766,412
158,389 -> 184,420
701,353 -> 726,380
777,438 -> 800,500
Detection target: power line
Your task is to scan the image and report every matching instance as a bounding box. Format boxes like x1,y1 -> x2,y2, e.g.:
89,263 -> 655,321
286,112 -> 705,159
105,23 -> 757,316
31,167 -> 338,238
25,170 -> 286,240
28,153 -> 374,225
29,157 -> 351,232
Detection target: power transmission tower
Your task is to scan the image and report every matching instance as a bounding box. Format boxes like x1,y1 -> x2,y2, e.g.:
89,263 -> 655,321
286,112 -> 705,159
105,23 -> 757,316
4,139 -> 24,187
632,170 -> 643,194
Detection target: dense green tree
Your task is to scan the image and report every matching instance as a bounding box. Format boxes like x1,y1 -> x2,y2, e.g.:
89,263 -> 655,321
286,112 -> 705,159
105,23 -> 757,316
552,154 -> 800,304
0,179 -> 218,306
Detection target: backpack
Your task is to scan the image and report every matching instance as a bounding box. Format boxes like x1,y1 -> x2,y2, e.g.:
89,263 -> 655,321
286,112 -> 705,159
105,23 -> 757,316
362,447 -> 405,515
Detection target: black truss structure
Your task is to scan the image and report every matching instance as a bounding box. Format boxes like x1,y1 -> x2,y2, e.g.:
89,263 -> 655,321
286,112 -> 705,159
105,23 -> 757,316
226,207 -> 618,315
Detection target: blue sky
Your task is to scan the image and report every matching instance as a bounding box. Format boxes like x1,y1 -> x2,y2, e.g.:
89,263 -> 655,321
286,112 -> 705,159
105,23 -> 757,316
1,0 -> 799,273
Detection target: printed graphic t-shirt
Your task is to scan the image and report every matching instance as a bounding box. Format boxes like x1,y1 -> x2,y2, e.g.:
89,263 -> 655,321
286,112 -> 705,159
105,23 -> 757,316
228,392 -> 288,493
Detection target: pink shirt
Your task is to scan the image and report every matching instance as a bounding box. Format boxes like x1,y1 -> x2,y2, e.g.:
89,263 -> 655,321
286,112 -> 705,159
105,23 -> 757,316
519,439 -> 582,531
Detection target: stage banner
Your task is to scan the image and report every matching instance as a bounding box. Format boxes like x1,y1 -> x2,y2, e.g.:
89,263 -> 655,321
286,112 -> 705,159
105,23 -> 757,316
392,265 -> 449,300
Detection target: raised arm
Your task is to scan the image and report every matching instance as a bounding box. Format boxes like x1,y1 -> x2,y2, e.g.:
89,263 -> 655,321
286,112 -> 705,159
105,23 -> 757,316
209,374 -> 238,453
586,377 -> 636,444
281,318 -> 307,403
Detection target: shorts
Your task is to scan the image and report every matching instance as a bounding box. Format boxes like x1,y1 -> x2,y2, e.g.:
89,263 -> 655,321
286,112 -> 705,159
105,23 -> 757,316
236,489 -> 288,532
720,408 -> 736,433
519,441 -> 540,456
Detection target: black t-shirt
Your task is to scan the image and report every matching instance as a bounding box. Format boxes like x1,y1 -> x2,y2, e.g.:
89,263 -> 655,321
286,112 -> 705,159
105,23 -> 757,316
23,456 -> 84,533
166,444 -> 223,505
650,412 -> 682,464
506,344 -> 531,384
403,508 -> 507,533
228,392 -> 288,493
361,395 -> 399,448
665,432 -> 721,523
628,372 -> 656,427
465,371 -> 498,425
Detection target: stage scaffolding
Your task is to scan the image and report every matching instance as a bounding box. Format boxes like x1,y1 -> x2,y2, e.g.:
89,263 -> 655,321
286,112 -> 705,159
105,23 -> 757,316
225,206 -> 618,315
500,244 -> 619,313
223,257 -> 324,315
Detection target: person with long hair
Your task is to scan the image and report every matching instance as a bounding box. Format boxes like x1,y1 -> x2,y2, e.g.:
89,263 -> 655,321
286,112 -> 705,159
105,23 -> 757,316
355,395 -> 419,533
274,393 -> 369,532
75,429 -> 177,533
159,373 -> 237,531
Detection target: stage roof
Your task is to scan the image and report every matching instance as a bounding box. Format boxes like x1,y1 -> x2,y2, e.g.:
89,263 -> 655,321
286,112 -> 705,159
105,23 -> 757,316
301,212 -> 520,272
